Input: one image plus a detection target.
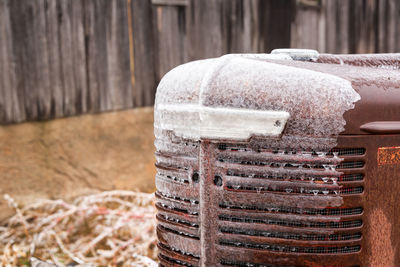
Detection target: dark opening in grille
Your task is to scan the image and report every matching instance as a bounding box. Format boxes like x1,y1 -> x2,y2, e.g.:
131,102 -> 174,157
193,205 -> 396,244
157,202 -> 199,216
339,173 -> 364,182
219,240 -> 361,254
329,148 -> 366,156
336,161 -> 364,169
159,254 -> 194,267
220,227 -> 362,241
158,242 -> 200,259
218,144 -> 248,151
181,141 -> 199,148
218,215 -> 363,229
219,203 -> 363,216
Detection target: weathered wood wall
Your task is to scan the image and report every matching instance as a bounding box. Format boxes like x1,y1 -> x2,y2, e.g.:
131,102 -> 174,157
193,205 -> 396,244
291,0 -> 400,54
0,0 -> 399,124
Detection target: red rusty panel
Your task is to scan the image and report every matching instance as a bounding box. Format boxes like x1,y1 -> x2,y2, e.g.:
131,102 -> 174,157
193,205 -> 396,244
378,146 -> 400,166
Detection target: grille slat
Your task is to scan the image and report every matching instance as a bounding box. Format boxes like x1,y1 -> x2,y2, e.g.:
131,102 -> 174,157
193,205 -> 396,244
157,213 -> 200,230
218,215 -> 363,229
225,179 -> 363,196
156,191 -> 199,205
158,242 -> 200,260
159,225 -> 200,240
219,157 -> 364,171
219,203 -> 363,216
157,172 -> 190,184
218,144 -> 365,157
220,227 -> 362,241
219,240 -> 361,254
156,202 -> 199,216
156,177 -> 199,199
226,170 -> 364,183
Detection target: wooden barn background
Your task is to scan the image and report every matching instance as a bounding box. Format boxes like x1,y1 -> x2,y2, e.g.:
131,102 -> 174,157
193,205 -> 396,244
1,0 -> 399,124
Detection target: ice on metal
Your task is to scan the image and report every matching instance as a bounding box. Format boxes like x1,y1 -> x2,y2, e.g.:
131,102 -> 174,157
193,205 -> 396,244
155,53 -> 360,148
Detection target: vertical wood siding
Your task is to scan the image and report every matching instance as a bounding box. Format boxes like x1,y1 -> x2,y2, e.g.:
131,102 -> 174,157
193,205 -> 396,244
0,0 -> 398,124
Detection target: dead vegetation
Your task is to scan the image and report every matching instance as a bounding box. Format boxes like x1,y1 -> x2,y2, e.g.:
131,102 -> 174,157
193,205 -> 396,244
0,191 -> 157,267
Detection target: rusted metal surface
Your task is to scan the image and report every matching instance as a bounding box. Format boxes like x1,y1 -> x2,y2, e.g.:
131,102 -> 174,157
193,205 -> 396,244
378,147 -> 400,166
317,54 -> 400,69
154,52 -> 400,266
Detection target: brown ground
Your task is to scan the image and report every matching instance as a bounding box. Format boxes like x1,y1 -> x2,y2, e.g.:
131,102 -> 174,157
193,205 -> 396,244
0,107 -> 156,222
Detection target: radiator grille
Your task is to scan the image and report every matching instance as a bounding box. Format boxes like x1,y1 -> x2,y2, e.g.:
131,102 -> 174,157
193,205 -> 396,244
216,144 -> 365,266
155,138 -> 201,266
156,136 -> 365,266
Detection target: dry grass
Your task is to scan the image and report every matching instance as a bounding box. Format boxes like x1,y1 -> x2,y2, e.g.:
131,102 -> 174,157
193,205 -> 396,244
0,191 -> 157,267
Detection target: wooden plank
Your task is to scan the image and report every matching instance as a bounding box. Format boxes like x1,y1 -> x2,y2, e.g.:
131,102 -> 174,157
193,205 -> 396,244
130,0 -> 157,106
82,0 -> 101,112
336,0 -> 350,53
7,0 -> 52,121
188,0 -> 224,59
70,1 -> 89,114
43,0 -> 63,118
83,0 -> 133,112
320,0 -> 351,53
220,0 -> 245,53
384,0 -> 400,53
291,1 -> 320,50
265,0 -> 293,52
242,0 -> 261,52
0,0 -> 21,122
152,5 -> 186,80
355,0 -> 378,53
152,0 -> 188,6
59,0 -> 79,116
105,0 -> 133,110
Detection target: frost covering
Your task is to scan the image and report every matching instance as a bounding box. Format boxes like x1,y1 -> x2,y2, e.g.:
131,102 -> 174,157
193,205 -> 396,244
154,54 -> 360,144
